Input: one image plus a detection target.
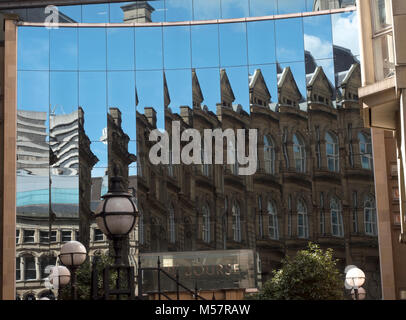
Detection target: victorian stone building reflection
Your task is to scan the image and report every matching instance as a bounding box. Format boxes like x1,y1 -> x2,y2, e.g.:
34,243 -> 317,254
136,63 -> 380,299
15,57 -> 380,299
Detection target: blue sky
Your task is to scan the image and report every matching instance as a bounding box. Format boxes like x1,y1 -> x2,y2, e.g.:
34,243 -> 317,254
17,3 -> 358,180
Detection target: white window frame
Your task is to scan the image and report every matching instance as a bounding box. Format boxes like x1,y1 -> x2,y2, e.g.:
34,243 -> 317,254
297,199 -> 309,239
293,133 -> 306,173
364,197 -> 377,236
267,201 -> 279,240
330,197 -> 344,237
326,132 -> 339,172
359,132 -> 373,170
264,135 -> 275,174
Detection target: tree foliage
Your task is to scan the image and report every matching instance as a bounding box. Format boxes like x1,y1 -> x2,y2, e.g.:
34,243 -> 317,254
257,243 -> 344,300
59,253 -> 116,300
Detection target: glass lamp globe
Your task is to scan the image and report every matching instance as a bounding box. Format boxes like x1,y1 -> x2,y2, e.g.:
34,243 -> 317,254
345,267 -> 365,288
351,287 -> 366,300
60,241 -> 87,267
95,193 -> 137,237
49,266 -> 71,287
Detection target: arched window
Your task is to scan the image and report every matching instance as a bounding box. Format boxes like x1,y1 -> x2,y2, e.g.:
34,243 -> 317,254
359,133 -> 373,169
330,197 -> 344,237
267,201 -> 279,240
264,135 -> 275,174
232,201 -> 241,242
202,204 -> 210,243
24,255 -> 36,280
293,133 -> 306,173
168,205 -> 175,244
297,199 -> 309,238
326,132 -> 339,172
364,196 -> 377,236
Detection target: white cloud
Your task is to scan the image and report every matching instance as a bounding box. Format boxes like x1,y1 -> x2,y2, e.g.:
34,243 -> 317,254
332,11 -> 359,56
304,34 -> 332,59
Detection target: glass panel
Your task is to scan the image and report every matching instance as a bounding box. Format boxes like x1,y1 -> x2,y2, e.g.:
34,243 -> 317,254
306,58 -> 335,107
107,71 -> 136,140
193,68 -> 221,113
151,0 -> 166,22
18,27 -> 49,70
82,4 -> 109,23
277,0 -> 306,14
135,27 -> 163,70
163,26 -> 191,69
78,72 -> 107,141
79,28 -> 106,71
17,169 -> 49,224
17,71 -> 49,142
249,0 -> 276,16
221,0 -> 249,19
371,0 -> 392,32
373,34 -> 395,81
136,70 -> 165,131
50,72 -> 78,131
57,5 -> 82,22
303,14 -> 333,60
275,18 -> 304,63
219,22 -> 248,67
191,24 -> 219,68
277,62 -> 307,110
249,65 -> 278,110
50,28 -> 78,71
107,28 -> 135,71
193,0 -> 221,20
220,66 -> 249,113
166,0 -> 193,22
247,20 -> 276,65
332,11 -> 359,57
164,69 -> 192,115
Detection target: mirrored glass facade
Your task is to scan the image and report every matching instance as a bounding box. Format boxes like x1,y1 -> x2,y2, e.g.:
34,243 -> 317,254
12,0 -> 380,301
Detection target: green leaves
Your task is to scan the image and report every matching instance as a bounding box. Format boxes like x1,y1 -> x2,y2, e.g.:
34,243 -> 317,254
256,242 -> 344,300
59,253 -> 116,300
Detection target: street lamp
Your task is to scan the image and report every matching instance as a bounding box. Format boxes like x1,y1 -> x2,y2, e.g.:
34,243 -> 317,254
345,267 -> 366,300
59,241 -> 87,300
351,287 -> 366,300
95,173 -> 138,265
49,265 -> 70,300
93,170 -> 138,300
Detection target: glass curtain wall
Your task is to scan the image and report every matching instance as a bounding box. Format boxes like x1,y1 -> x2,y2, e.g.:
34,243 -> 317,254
15,3 -> 378,300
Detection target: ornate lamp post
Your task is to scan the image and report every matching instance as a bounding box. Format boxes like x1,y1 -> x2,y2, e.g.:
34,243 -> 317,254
95,174 -> 138,265
59,241 -> 87,300
93,171 -> 138,299
49,265 -> 71,300
345,266 -> 366,300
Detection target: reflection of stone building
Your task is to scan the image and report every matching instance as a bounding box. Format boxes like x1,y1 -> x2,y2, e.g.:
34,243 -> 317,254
15,106 -> 138,299
135,61 -> 380,299
17,110 -> 49,175
121,1 -> 155,23
50,110 -> 79,176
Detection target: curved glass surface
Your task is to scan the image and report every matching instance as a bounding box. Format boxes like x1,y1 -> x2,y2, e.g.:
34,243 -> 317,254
14,4 -> 380,301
